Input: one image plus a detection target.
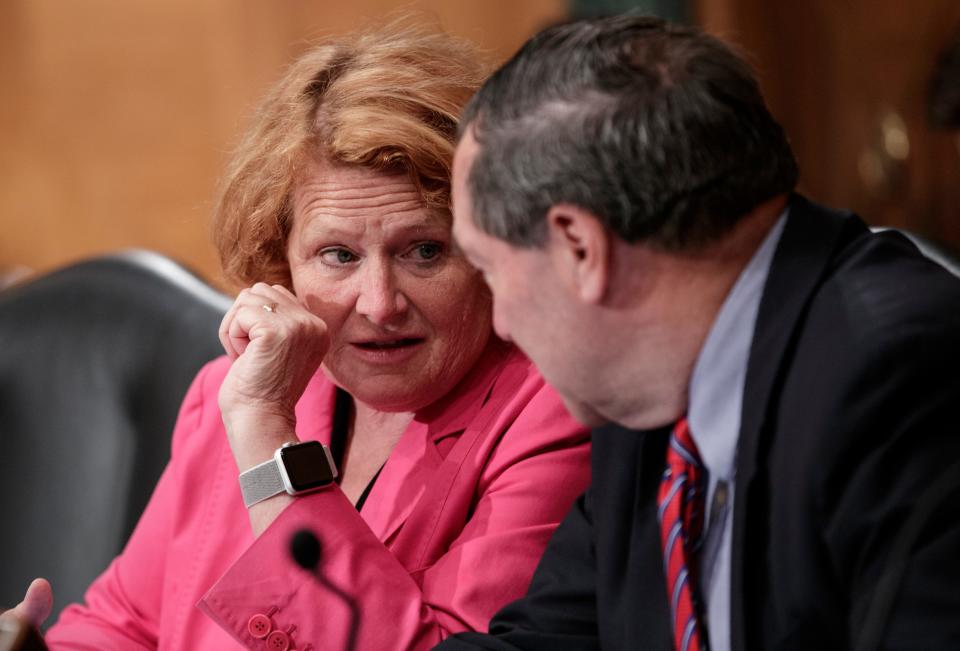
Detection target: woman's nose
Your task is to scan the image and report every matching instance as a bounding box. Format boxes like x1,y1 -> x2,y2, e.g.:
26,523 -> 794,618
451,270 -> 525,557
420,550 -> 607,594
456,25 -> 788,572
355,258 -> 408,326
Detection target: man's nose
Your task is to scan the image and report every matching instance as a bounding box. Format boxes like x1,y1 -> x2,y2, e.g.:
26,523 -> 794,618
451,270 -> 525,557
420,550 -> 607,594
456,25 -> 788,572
355,258 -> 408,326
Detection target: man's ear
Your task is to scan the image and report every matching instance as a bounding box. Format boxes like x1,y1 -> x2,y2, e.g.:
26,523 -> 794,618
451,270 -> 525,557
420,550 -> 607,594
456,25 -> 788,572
544,203 -> 610,304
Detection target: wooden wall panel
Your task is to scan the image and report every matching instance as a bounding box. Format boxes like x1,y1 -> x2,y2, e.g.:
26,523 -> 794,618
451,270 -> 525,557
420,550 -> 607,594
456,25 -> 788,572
698,0 -> 960,249
0,0 -> 566,288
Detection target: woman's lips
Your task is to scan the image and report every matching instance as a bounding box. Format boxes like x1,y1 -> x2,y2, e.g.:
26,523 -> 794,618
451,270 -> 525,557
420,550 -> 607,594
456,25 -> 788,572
348,337 -> 426,363
353,337 -> 423,349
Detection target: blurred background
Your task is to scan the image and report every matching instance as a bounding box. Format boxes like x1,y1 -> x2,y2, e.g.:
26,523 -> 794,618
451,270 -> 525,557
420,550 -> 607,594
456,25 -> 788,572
2,0 -> 959,289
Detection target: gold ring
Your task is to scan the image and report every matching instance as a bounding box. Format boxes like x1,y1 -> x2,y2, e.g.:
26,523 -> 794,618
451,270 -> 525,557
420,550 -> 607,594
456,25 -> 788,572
261,303 -> 278,313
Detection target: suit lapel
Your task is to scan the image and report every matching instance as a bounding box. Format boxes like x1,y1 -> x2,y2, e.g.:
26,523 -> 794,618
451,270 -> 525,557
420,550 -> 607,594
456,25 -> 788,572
730,194 -> 865,649
361,340 -> 514,548
633,425 -> 676,650
389,356 -> 530,570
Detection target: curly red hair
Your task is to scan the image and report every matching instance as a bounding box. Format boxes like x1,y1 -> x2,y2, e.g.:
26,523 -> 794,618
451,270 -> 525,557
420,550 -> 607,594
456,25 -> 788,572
213,22 -> 486,288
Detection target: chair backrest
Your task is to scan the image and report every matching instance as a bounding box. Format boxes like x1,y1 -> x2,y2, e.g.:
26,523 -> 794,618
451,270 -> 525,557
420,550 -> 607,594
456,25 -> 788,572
0,250 -> 231,623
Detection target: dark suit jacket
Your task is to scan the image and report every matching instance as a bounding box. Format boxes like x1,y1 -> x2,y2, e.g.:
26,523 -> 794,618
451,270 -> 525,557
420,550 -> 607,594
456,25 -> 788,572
438,195 -> 960,650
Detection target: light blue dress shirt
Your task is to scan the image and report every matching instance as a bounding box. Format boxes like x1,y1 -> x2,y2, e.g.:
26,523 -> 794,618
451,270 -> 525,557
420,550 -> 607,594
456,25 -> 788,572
686,209 -> 788,651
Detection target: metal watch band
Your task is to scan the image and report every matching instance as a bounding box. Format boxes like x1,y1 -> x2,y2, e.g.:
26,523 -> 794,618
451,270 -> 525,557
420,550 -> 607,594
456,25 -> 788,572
238,457 -> 285,508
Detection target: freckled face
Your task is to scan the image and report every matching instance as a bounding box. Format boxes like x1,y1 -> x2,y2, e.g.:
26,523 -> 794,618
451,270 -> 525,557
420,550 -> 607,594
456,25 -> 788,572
286,158 -> 492,412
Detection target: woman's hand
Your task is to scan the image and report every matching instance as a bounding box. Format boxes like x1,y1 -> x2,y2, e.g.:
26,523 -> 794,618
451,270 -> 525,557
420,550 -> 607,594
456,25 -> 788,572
2,578 -> 53,629
217,283 -> 330,471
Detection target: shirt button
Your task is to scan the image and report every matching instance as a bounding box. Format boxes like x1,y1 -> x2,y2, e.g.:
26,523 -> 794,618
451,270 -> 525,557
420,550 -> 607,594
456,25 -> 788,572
714,480 -> 729,509
247,613 -> 272,639
266,630 -> 291,651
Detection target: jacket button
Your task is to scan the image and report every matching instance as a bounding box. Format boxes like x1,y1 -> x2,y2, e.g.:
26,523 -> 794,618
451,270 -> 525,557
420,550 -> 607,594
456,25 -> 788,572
247,613 -> 272,639
266,630 -> 290,651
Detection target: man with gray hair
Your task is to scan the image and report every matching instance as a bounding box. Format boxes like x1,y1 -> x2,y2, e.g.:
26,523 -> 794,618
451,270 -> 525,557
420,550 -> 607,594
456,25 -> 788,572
439,14 -> 960,651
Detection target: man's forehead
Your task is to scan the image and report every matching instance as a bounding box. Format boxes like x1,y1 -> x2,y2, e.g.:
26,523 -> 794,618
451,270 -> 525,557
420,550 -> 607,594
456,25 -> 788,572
450,201 -> 476,257
451,132 -> 479,236
453,128 -> 480,175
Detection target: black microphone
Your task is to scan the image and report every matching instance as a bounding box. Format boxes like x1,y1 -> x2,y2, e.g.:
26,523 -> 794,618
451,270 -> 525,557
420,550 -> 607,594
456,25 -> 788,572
290,529 -> 360,651
291,529 -> 322,571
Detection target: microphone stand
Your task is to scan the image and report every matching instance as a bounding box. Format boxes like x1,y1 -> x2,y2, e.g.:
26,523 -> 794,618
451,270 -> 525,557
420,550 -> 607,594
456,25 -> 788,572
290,529 -> 360,651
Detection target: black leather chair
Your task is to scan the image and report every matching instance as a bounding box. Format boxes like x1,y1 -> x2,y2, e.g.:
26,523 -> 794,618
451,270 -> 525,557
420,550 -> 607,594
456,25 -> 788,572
0,250 -> 231,624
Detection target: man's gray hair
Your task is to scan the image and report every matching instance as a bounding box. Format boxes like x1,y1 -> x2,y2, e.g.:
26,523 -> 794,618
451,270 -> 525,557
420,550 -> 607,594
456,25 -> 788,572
459,15 -> 798,250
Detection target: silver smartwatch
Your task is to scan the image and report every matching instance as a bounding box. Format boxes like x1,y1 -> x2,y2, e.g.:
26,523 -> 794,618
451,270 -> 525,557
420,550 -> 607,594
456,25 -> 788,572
238,441 -> 338,508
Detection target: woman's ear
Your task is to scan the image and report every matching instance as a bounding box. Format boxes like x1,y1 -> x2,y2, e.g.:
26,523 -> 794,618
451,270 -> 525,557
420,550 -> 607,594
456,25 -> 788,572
544,203 -> 610,304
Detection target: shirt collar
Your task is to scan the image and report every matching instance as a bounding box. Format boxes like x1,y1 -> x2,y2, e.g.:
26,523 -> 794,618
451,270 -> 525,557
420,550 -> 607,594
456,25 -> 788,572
687,208 -> 789,479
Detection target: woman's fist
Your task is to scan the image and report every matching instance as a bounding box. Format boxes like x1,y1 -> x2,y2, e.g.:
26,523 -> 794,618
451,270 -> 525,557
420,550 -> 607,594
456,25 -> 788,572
217,283 -> 329,466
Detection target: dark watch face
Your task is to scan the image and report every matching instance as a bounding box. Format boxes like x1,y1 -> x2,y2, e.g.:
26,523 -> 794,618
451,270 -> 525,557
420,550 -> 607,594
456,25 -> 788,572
280,441 -> 336,491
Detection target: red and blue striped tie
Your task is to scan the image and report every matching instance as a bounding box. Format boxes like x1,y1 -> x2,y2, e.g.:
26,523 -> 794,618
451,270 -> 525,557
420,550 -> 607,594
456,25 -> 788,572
657,418 -> 708,651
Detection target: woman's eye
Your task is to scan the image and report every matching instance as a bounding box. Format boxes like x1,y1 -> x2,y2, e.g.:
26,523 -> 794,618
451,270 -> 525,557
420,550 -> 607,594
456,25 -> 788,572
410,242 -> 443,262
319,248 -> 358,265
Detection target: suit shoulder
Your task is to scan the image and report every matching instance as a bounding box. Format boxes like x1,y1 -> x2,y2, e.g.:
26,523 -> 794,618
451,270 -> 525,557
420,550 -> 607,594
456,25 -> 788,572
169,355 -> 231,455
814,228 -> 960,347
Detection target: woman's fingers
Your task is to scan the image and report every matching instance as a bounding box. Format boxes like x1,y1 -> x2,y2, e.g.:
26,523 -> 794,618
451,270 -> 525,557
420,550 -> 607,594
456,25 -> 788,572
218,294 -> 245,359
218,284 -> 293,359
217,282 -> 329,413
270,283 -> 300,304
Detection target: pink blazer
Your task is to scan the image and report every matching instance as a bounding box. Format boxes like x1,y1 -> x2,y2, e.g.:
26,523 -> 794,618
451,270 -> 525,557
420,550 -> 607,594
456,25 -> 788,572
46,342 -> 591,650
